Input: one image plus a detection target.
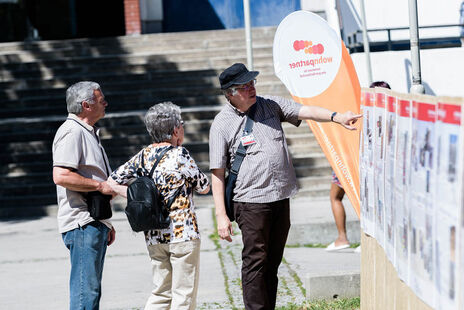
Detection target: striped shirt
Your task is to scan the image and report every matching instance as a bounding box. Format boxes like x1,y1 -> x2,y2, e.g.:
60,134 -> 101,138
209,95 -> 302,203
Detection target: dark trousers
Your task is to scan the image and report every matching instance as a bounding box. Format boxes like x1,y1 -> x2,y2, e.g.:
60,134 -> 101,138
234,199 -> 291,310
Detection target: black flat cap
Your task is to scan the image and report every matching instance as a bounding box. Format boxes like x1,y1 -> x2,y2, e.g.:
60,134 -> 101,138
219,63 -> 259,90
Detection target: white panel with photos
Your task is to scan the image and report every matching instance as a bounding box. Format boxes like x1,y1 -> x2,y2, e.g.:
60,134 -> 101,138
384,94 -> 397,264
408,100 -> 437,307
393,97 -> 412,284
361,90 -> 376,237
374,92 -> 387,248
434,102 -> 462,310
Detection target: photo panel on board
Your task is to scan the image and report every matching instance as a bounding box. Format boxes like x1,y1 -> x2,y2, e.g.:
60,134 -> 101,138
374,88 -> 387,248
434,97 -> 463,310
384,90 -> 398,265
409,94 -> 437,307
361,88 -> 376,237
393,94 -> 412,285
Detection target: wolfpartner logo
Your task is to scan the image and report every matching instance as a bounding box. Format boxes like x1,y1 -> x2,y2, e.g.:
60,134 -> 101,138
289,40 -> 332,70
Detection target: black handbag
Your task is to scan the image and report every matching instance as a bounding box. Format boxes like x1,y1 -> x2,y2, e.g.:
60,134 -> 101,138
224,104 -> 256,221
87,191 -> 113,220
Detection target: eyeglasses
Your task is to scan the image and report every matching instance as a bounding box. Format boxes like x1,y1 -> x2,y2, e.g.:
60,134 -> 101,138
232,79 -> 257,93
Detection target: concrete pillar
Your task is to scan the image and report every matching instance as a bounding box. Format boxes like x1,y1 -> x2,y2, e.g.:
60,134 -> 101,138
124,0 -> 141,35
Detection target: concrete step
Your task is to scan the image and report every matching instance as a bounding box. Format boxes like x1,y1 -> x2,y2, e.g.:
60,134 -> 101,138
0,45 -> 273,71
0,131 -> 322,165
0,42 -> 274,64
0,54 -> 276,82
0,111 -> 221,141
0,84 -> 290,119
0,145 -> 327,176
0,27 -> 277,55
0,110 -> 313,145
0,71 -> 284,102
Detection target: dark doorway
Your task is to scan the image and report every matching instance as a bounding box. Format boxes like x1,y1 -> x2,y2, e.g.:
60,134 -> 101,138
74,0 -> 125,38
0,0 -> 125,42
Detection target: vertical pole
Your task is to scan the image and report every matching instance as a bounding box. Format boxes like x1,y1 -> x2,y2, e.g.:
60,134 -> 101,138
408,0 -> 425,94
359,0 -> 373,86
326,0 -> 342,38
69,0 -> 77,37
243,0 -> 254,70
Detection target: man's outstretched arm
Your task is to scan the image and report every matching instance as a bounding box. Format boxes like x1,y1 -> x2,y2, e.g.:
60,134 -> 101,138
298,105 -> 362,130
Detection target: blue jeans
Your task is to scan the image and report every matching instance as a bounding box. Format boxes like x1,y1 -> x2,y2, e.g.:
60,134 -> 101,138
62,221 -> 110,310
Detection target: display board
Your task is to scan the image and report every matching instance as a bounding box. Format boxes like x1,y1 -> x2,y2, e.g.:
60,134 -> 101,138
360,90 -> 464,310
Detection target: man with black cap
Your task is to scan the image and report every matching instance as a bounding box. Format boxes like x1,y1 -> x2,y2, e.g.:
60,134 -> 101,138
209,63 -> 361,310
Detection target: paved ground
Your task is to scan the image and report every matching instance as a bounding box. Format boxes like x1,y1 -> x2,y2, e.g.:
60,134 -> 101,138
0,196 -> 360,310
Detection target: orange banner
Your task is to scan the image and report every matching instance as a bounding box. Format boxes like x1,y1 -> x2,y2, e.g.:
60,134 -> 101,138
273,11 -> 361,216
291,42 -> 361,216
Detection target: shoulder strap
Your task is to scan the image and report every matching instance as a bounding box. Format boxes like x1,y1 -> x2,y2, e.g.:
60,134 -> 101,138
67,117 -> 110,176
145,145 -> 181,208
147,146 -> 174,178
230,103 -> 257,175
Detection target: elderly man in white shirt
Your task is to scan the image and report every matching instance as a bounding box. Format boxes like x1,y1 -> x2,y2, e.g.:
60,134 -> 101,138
52,81 -> 116,310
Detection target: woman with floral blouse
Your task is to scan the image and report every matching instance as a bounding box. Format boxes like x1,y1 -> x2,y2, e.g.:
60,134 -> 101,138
108,102 -> 210,310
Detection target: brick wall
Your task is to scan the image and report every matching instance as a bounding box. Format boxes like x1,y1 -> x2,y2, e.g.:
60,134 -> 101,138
124,0 -> 141,35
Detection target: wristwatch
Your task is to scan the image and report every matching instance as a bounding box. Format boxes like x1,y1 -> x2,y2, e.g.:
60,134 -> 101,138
331,112 -> 337,122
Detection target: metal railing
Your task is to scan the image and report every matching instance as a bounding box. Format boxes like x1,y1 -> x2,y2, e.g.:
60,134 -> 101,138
346,24 -> 464,52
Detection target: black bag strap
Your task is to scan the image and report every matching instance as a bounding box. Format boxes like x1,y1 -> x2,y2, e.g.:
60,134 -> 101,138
140,145 -> 174,178
230,103 -> 257,176
141,145 -> 180,207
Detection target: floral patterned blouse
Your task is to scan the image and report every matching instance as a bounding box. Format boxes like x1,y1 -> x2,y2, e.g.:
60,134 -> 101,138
111,145 -> 209,245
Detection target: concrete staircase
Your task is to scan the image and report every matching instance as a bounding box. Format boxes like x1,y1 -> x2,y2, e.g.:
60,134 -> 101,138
0,27 -> 331,218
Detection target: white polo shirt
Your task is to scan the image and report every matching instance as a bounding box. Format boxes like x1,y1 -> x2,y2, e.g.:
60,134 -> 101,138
52,113 -> 112,233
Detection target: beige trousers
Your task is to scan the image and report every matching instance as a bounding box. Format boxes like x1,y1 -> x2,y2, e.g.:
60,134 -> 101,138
144,238 -> 201,310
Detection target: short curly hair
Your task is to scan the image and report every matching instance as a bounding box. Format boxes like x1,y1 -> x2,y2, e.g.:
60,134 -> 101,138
66,81 -> 101,115
144,102 -> 182,143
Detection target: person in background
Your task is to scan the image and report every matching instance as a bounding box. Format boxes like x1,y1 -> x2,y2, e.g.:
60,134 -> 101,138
325,171 -> 350,251
108,102 -> 210,310
52,81 -> 116,310
326,81 -> 390,253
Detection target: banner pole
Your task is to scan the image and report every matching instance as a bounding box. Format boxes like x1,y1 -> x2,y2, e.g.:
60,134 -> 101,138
408,0 -> 425,94
359,0 -> 373,85
243,0 -> 254,70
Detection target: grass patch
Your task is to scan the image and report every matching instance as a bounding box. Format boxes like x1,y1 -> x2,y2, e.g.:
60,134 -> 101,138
276,297 -> 360,310
281,257 -> 306,296
285,243 -> 326,248
286,243 -> 360,249
279,274 -> 293,297
303,243 -> 327,248
210,208 -> 238,309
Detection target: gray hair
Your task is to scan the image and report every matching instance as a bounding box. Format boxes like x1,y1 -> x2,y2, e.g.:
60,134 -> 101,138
222,88 -> 235,102
144,102 -> 182,143
66,81 -> 101,115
